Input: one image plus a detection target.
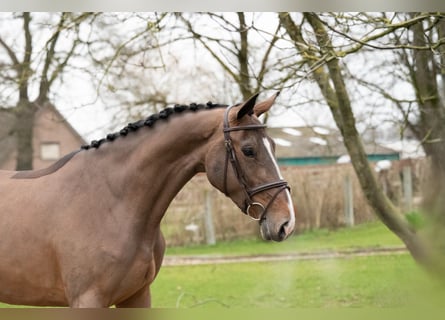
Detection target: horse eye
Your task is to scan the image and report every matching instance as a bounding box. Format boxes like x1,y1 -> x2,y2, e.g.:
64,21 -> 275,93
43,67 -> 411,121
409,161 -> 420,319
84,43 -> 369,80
241,146 -> 256,158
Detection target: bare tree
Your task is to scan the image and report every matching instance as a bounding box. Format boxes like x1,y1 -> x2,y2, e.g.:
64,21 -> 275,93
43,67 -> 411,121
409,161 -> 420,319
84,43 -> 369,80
0,12 -> 167,168
278,12 -> 445,274
396,14 -> 445,233
0,12 -> 99,169
83,13 -> 200,129
176,12 -> 282,101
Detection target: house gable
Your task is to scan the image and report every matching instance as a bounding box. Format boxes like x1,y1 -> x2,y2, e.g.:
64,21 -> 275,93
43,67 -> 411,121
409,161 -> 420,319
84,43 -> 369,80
0,103 -> 85,170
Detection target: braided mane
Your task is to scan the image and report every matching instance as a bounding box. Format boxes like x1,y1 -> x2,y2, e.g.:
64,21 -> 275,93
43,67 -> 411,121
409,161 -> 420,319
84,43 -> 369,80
12,101 -> 228,179
81,101 -> 227,150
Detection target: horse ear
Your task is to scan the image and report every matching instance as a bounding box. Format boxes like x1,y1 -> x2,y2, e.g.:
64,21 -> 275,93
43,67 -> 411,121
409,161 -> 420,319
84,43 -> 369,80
236,93 -> 260,120
253,91 -> 280,117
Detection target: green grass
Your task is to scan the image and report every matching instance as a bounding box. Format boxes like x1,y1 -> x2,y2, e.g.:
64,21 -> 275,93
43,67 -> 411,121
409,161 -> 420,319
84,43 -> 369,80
165,221 -> 404,256
152,254 -> 444,308
151,222 -> 444,308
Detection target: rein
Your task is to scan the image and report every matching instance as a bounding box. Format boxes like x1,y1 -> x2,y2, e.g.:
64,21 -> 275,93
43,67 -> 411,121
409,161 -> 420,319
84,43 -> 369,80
222,105 -> 290,221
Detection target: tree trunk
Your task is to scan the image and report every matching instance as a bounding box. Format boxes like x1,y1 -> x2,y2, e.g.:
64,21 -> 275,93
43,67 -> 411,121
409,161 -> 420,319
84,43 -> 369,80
13,100 -> 37,170
407,14 -> 445,261
237,12 -> 254,100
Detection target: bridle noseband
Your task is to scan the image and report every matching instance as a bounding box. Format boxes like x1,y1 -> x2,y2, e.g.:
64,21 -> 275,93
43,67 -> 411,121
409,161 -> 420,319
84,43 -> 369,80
222,105 -> 290,221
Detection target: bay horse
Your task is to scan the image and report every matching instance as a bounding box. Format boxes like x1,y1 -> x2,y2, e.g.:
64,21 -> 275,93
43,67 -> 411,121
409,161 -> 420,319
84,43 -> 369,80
0,92 -> 295,307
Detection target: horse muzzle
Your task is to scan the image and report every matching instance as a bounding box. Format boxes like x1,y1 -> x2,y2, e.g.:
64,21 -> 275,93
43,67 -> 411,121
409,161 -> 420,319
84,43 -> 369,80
260,213 -> 295,242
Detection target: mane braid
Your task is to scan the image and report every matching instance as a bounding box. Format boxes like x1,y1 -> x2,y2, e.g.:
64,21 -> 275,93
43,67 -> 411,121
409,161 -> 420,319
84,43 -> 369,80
80,101 -> 228,150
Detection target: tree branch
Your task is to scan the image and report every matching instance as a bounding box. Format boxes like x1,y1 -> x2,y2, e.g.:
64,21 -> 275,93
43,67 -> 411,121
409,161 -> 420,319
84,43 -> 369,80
319,12 -> 445,54
255,21 -> 280,92
278,12 -> 342,124
237,12 -> 252,98
351,71 -> 421,139
38,12 -> 67,102
178,14 -> 240,84
96,14 -> 166,93
0,36 -> 19,67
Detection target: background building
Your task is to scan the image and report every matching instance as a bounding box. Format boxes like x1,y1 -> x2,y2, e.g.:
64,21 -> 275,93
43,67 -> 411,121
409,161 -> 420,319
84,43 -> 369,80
0,104 -> 85,171
267,126 -> 399,166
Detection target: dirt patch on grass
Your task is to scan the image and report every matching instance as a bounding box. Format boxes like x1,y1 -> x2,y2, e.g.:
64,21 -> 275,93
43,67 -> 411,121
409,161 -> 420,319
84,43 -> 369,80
163,246 -> 408,266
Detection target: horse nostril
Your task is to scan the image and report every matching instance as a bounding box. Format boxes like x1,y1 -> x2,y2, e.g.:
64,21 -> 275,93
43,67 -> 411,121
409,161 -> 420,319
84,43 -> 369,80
278,221 -> 289,241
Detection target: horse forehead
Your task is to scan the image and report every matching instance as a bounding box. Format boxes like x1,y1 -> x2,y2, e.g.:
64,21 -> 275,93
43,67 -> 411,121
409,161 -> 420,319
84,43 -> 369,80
245,122 -> 268,138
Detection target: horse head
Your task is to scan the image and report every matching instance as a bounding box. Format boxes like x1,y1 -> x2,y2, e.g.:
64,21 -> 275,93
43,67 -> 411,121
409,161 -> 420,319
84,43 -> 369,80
206,93 -> 296,241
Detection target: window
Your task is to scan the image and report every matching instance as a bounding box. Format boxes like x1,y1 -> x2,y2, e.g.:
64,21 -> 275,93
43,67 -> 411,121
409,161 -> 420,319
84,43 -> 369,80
40,142 -> 60,161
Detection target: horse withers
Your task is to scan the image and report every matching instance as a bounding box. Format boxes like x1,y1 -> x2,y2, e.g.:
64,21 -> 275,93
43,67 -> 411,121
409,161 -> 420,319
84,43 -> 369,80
0,92 -> 295,307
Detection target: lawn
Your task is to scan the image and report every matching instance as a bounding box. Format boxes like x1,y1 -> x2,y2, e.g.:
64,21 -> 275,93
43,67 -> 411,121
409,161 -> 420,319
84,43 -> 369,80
151,221 -> 444,308
151,254 -> 444,308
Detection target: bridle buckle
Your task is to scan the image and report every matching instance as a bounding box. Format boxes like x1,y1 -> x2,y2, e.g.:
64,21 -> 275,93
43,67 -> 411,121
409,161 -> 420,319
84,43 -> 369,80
224,139 -> 232,152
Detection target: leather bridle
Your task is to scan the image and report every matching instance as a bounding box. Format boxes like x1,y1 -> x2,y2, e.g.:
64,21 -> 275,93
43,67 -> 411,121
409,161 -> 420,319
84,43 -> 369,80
222,105 -> 290,221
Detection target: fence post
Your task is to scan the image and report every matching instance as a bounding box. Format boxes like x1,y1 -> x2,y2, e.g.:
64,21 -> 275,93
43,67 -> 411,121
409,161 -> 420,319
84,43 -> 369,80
204,190 -> 216,245
402,166 -> 413,213
344,173 -> 354,227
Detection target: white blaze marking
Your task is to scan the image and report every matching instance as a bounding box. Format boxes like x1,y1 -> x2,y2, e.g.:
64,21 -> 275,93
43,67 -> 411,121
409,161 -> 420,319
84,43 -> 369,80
285,188 -> 296,228
262,138 -> 296,228
262,137 -> 283,179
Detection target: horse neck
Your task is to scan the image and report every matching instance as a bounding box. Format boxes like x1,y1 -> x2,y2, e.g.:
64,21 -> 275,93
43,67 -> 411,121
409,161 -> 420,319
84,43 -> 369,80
88,108 -> 223,225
